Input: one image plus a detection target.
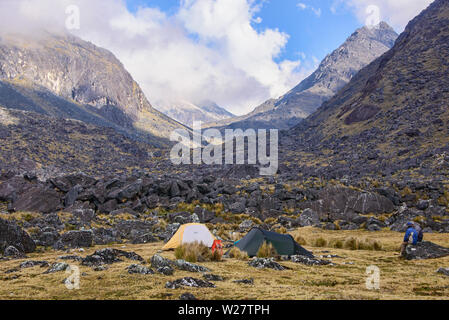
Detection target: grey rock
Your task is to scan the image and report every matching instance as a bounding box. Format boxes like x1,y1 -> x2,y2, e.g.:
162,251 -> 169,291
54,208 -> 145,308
173,260 -> 210,273
233,278 -> 254,285
165,277 -> 216,289
0,218 -> 36,254
203,274 -> 224,281
20,260 -> 50,268
150,254 -> 174,269
82,248 -> 144,266
291,255 -> 333,266
179,293 -> 198,300
157,266 -> 174,276
298,208 -> 320,227
3,245 -> 26,258
436,268 -> 449,276
58,230 -> 93,248
44,262 -> 69,274
239,219 -> 254,230
402,241 -> 449,260
248,258 -> 285,270
126,264 -> 154,275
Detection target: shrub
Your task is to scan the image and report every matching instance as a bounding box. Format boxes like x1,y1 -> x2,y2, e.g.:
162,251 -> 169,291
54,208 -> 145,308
256,241 -> 278,258
228,246 -> 249,261
331,239 -> 344,249
343,237 -> 382,251
295,235 -> 307,246
313,237 -> 328,247
344,237 -> 358,250
175,242 -> 222,263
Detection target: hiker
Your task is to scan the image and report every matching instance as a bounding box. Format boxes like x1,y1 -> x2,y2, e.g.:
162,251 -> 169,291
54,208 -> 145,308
413,222 -> 424,243
400,222 -> 419,256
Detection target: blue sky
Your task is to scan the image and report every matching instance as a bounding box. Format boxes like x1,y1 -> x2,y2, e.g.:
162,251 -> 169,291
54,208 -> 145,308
53,0 -> 428,114
125,0 -> 364,65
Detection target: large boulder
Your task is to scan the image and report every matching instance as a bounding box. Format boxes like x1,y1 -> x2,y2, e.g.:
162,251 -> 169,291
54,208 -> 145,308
298,208 -> 320,227
57,230 -> 94,248
12,186 -> 62,213
300,186 -> 395,221
0,218 -> 36,253
402,241 -> 449,260
0,176 -> 32,202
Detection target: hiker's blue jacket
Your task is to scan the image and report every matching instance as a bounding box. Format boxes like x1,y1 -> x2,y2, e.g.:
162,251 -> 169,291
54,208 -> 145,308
404,227 -> 418,245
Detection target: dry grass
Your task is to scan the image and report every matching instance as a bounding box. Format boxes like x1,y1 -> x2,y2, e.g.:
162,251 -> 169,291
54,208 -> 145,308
256,242 -> 278,258
0,228 -> 448,300
174,242 -> 222,263
227,247 -> 249,261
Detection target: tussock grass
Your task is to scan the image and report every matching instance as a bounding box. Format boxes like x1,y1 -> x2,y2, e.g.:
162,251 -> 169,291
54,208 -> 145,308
343,237 -> 383,251
313,237 -> 328,247
227,247 -> 249,261
295,235 -> 307,246
174,242 -> 222,263
256,242 -> 278,258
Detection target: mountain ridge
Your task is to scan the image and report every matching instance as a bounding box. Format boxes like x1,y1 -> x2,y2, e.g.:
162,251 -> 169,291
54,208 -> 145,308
205,22 -> 398,130
279,0 -> 449,180
0,31 -> 188,143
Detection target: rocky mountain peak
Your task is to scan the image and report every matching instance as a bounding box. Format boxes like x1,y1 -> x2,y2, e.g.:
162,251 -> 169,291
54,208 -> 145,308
205,22 -> 398,131
0,31 -> 187,141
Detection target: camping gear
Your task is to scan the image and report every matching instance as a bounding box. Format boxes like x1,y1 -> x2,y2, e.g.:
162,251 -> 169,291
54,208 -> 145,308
162,223 -> 216,250
212,240 -> 223,255
235,227 -> 313,257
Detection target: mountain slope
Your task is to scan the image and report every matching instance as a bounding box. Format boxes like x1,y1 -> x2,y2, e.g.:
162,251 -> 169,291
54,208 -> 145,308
0,31 -> 187,142
0,106 -> 167,176
156,100 -> 234,128
207,22 -> 398,130
281,0 -> 449,179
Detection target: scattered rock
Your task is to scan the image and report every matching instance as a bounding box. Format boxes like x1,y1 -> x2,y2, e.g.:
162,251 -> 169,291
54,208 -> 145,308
150,254 -> 174,269
233,278 -> 254,285
179,293 -> 198,300
57,255 -> 83,262
203,274 -> 224,281
165,277 -> 216,289
157,266 -> 174,276
3,245 -> 26,258
82,248 -> 144,266
126,264 -> 154,275
44,262 -> 70,274
402,241 -> 449,260
248,258 -> 285,270
291,255 -> 333,266
436,268 -> 449,276
173,260 -> 210,273
20,260 -> 49,268
298,208 -> 320,227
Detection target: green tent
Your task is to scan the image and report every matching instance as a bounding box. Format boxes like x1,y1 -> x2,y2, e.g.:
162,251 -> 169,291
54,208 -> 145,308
235,227 -> 313,257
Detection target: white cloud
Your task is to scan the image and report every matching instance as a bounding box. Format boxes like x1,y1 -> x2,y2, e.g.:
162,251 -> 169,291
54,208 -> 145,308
297,2 -> 322,17
0,0 -> 315,116
332,0 -> 433,31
